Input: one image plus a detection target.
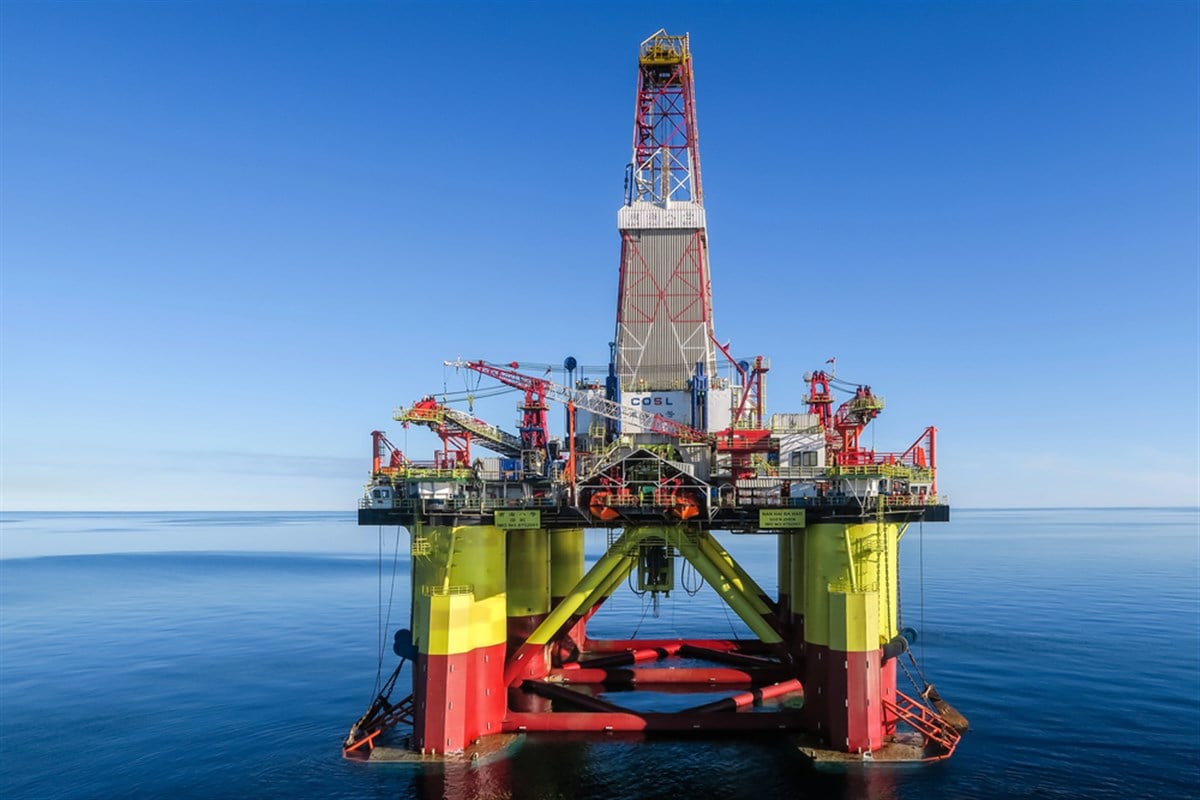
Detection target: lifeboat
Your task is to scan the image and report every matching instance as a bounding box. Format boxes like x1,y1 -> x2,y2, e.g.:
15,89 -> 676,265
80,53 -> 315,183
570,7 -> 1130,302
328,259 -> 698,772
670,491 -> 701,520
588,490 -> 620,521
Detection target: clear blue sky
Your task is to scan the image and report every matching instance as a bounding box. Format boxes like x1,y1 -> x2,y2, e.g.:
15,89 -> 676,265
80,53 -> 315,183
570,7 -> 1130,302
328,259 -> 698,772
2,1 -> 1196,510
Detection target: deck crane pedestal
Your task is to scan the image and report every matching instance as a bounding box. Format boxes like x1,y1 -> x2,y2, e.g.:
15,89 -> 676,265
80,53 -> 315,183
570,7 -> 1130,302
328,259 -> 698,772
346,29 -> 962,767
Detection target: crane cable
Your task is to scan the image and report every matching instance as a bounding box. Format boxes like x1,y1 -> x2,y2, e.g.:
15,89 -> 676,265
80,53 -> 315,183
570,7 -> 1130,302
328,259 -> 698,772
827,375 -> 869,392
920,517 -> 926,672
900,519 -> 931,698
439,385 -> 514,399
373,525 -> 404,702
438,386 -> 519,403
719,599 -> 742,642
628,590 -> 652,638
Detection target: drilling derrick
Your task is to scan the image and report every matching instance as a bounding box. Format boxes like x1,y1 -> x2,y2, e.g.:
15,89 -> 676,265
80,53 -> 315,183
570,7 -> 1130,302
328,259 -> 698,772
348,29 -> 963,770
615,31 -> 722,428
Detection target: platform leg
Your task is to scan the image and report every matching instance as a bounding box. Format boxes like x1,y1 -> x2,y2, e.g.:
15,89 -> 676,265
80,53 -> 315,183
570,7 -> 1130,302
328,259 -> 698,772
801,522 -> 900,753
550,528 -> 586,662
410,524 -> 507,755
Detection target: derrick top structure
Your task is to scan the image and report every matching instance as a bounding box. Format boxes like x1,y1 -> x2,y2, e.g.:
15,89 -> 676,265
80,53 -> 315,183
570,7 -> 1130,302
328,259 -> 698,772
629,29 -> 703,206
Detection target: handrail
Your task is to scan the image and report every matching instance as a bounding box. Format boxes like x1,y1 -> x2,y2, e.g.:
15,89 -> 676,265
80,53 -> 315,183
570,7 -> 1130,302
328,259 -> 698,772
640,30 -> 689,65
882,690 -> 961,758
829,464 -> 934,480
373,466 -> 475,480
423,584 -> 473,597
783,494 -> 945,509
361,494 -> 571,513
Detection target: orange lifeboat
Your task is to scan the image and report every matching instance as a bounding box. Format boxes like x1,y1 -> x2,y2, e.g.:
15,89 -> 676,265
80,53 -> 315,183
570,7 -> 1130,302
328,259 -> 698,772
588,490 -> 620,521
670,491 -> 701,520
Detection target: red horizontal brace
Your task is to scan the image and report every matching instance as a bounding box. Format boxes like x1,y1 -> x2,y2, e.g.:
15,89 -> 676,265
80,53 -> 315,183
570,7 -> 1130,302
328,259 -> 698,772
502,709 -> 807,733
584,639 -> 762,654
680,678 -> 803,713
551,667 -> 776,686
677,644 -> 783,668
563,646 -> 677,671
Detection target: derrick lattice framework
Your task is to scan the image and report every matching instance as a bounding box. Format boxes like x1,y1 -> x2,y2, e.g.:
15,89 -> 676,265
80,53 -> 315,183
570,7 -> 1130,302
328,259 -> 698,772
615,31 -> 716,392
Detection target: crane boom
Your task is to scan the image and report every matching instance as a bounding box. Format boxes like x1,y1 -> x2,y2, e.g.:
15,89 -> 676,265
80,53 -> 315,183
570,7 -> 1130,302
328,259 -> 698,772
445,360 -> 714,445
395,397 -> 524,458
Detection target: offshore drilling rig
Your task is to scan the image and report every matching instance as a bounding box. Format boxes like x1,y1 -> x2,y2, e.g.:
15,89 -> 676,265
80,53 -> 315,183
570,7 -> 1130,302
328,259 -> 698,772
347,30 -> 964,765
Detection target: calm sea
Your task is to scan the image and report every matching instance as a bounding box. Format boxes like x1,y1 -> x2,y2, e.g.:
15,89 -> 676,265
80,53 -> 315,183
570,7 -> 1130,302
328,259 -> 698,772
1,509 -> 1197,799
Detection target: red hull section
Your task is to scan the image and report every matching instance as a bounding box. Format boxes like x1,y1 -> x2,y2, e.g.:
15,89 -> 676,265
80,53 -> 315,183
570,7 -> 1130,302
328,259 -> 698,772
504,710 -> 807,733
802,644 -> 900,753
414,643 -> 508,754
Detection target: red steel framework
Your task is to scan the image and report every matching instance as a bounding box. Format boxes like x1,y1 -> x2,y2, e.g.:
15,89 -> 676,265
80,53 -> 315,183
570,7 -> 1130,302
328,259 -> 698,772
616,233 -> 712,330
630,31 -> 702,204
616,30 -> 716,389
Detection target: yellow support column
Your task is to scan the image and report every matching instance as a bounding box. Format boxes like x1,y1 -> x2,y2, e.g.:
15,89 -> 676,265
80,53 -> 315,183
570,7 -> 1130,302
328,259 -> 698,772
550,528 -> 587,661
550,528 -> 585,601
506,528 -> 550,711
788,531 -> 806,654
410,523 -> 507,755
801,521 -> 897,753
778,533 -> 792,637
506,528 -> 550,653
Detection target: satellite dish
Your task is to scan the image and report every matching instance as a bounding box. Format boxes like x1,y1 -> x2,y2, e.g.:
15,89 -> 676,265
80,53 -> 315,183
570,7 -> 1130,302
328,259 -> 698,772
563,356 -> 578,372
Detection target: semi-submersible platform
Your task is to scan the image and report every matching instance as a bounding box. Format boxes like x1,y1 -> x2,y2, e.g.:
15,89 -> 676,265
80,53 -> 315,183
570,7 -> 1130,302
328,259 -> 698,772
347,30 -> 965,766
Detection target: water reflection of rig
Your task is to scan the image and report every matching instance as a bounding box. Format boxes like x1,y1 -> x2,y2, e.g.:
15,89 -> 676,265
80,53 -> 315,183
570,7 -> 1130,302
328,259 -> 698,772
346,29 -> 966,766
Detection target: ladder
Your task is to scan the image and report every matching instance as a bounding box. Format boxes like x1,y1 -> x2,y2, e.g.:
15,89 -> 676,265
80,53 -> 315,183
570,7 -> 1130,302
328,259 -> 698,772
883,690 -> 962,757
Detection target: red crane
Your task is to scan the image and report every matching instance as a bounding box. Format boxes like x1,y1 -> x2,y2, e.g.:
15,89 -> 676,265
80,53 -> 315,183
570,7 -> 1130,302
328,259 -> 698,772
397,397 -> 472,469
370,430 -> 407,475
452,362 -> 553,453
449,360 -> 713,445
712,337 -> 769,429
807,370 -> 884,466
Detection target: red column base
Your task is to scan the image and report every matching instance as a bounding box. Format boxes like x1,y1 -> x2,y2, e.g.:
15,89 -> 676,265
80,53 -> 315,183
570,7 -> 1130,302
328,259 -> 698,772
803,643 -> 888,753
413,642 -> 507,754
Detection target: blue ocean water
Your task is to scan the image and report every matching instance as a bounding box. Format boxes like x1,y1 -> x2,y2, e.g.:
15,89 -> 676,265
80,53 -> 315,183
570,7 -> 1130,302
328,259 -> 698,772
1,509 -> 1197,799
